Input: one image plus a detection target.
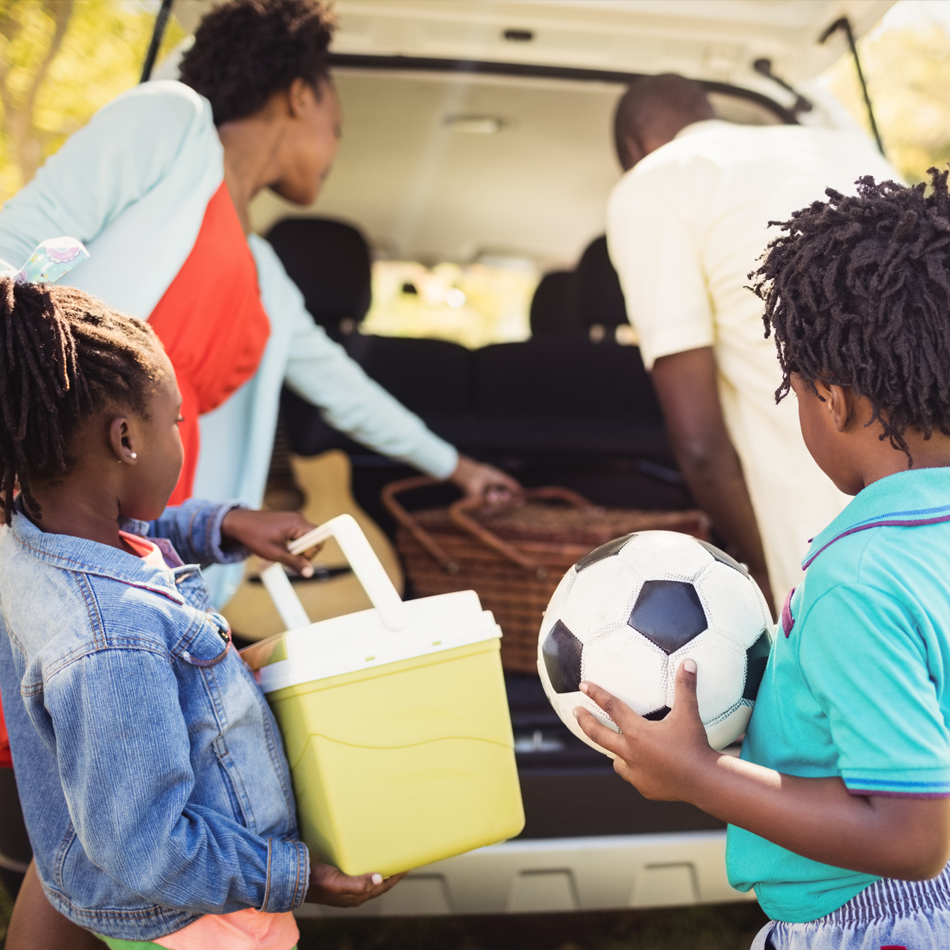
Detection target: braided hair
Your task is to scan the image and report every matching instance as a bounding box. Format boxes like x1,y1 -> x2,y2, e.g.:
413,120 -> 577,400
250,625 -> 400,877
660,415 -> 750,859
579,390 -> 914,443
751,168 -> 950,462
0,280 -> 165,523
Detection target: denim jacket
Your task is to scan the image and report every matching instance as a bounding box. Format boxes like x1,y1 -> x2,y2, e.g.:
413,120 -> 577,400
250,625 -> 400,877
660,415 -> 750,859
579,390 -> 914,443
0,499 -> 310,941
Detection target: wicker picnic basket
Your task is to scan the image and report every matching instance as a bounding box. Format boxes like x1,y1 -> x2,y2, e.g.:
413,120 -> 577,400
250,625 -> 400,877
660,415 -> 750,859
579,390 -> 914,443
381,478 -> 711,674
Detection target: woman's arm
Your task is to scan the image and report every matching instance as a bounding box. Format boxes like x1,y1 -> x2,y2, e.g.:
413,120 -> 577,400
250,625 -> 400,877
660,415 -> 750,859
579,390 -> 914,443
254,238 -> 519,496
0,82 -> 214,266
577,663 -> 950,880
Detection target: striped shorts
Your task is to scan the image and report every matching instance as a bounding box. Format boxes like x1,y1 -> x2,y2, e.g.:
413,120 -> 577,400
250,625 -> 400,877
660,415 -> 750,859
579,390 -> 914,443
752,865 -> 950,950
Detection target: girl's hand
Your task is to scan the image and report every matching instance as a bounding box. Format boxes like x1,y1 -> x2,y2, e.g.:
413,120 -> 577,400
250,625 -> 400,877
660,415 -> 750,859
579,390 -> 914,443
304,862 -> 406,907
220,508 -> 322,576
573,658 -> 718,801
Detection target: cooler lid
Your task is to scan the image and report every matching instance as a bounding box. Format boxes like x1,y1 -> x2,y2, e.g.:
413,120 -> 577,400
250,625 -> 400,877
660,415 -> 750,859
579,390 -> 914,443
240,590 -> 501,694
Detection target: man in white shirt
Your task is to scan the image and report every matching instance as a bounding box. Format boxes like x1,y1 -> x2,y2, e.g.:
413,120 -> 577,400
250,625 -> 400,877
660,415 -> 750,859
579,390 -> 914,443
606,74 -> 898,609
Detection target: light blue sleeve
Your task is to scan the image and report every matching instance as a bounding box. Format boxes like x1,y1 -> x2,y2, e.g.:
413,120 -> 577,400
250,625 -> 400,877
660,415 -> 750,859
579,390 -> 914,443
799,583 -> 950,796
0,81 -> 214,267
252,237 -> 459,479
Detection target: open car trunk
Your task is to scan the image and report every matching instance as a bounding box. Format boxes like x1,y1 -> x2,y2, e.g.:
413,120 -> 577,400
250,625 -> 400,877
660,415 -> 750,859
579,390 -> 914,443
170,0 -> 894,915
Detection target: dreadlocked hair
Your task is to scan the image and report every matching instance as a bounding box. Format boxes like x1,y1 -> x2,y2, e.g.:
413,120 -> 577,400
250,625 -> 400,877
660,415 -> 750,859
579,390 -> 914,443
751,167 -> 950,464
0,280 -> 166,524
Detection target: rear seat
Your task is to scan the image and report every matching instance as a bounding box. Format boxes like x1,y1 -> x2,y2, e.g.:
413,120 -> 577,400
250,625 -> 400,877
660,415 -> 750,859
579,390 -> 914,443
342,333 -> 473,444
577,235 -> 628,335
469,337 -> 665,457
265,217 -> 468,456
267,217 -> 371,340
529,269 -> 583,338
265,218 -> 688,517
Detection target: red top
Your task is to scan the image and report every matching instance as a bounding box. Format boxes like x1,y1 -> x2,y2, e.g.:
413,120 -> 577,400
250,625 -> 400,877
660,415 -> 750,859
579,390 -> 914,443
0,707 -> 10,769
149,182 -> 270,505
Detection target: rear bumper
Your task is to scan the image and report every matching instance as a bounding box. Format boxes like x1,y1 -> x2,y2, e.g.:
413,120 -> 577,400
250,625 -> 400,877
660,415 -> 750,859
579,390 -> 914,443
296,830 -> 755,917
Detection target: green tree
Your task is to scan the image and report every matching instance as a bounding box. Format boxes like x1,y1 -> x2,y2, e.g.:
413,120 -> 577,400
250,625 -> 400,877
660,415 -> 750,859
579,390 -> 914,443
0,0 -> 73,191
0,0 -> 185,207
827,20 -> 950,182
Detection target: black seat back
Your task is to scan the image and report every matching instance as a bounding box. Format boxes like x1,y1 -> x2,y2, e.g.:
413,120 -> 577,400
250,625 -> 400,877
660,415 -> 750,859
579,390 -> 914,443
473,338 -> 661,420
529,270 -> 583,336
576,235 -> 628,330
266,217 -> 372,338
343,335 -> 472,416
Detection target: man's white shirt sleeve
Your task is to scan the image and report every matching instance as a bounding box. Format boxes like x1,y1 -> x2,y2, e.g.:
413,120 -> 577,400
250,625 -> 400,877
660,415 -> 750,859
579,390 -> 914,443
606,169 -> 714,369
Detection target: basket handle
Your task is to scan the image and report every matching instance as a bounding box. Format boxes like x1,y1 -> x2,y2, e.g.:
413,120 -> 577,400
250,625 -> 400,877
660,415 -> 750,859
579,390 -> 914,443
380,476 -> 461,574
517,486 -> 592,508
447,487 -> 594,580
259,514 -> 408,632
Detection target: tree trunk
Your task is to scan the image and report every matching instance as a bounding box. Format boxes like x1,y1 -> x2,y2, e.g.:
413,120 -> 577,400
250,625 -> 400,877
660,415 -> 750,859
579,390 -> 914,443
0,0 -> 74,189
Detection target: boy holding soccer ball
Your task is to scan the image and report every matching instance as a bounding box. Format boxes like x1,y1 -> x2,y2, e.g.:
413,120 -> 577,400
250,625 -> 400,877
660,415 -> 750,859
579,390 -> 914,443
576,171 -> 950,948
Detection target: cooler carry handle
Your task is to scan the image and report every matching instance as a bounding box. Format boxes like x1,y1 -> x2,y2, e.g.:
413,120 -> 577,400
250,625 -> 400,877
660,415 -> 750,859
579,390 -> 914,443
259,514 -> 408,632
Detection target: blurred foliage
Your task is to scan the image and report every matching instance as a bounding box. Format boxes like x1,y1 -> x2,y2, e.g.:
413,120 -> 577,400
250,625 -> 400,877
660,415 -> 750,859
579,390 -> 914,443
0,0 -> 185,206
364,260 -> 538,349
827,16 -> 950,183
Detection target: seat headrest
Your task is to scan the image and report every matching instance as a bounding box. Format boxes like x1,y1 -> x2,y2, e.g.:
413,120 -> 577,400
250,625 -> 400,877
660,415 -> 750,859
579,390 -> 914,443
577,235 -> 627,328
265,217 -> 372,333
529,270 -> 583,336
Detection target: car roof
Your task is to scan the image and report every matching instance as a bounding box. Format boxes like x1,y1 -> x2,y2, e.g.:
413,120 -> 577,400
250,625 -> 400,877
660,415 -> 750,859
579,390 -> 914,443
328,0 -> 895,89
173,0 -> 895,99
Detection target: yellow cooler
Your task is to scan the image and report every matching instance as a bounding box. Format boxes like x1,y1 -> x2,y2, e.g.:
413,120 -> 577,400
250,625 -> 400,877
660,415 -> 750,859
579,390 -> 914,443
240,514 -> 525,878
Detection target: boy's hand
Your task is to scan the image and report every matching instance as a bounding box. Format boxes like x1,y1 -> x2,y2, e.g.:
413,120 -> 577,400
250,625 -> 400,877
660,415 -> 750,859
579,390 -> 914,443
574,658 -> 718,801
304,862 -> 406,907
220,509 -> 322,576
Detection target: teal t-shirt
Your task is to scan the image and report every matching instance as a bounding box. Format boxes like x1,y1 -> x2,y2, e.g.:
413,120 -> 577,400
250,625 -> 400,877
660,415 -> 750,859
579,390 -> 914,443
726,467 -> 950,923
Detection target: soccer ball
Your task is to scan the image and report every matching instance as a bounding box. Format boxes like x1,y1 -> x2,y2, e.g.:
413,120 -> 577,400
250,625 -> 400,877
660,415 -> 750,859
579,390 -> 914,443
537,531 -> 773,754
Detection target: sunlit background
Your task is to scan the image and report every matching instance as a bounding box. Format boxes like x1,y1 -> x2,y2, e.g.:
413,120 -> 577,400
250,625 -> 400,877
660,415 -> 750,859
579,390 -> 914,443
2,0 -> 950,348
824,0 -> 950,181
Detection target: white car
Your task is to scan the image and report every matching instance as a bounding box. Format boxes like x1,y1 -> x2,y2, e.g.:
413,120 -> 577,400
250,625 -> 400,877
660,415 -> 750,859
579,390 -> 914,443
165,0 -> 893,919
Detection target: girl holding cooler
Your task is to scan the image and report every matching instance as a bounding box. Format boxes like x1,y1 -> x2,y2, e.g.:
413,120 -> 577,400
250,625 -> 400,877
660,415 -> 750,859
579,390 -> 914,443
0,245 -> 401,948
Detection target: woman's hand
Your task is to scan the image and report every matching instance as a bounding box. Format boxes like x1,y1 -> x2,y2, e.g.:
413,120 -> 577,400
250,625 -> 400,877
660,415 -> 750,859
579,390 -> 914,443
220,508 -> 322,576
450,455 -> 521,501
574,658 -> 716,801
304,862 -> 406,907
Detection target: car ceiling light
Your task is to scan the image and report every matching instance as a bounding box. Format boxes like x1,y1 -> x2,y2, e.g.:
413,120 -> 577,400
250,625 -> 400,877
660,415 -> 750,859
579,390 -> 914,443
444,115 -> 504,135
